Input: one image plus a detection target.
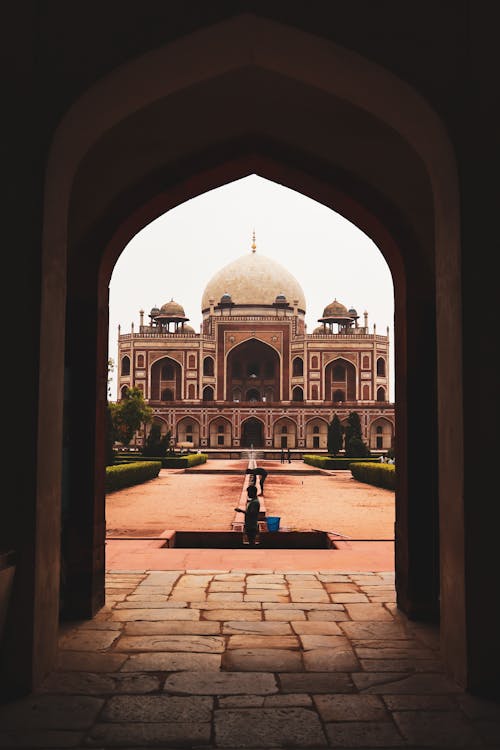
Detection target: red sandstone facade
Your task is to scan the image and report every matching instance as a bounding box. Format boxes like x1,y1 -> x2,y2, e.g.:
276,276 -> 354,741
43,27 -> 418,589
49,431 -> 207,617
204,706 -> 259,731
117,244 -> 395,452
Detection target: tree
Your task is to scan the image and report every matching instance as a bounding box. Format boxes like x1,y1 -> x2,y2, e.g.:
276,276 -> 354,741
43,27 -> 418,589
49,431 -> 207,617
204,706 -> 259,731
111,386 -> 153,447
327,413 -> 343,455
344,411 -> 370,457
142,421 -> 171,457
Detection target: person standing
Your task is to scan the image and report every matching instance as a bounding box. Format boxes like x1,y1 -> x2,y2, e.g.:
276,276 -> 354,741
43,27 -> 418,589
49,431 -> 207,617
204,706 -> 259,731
234,484 -> 260,545
280,448 -> 285,464
287,447 -> 291,463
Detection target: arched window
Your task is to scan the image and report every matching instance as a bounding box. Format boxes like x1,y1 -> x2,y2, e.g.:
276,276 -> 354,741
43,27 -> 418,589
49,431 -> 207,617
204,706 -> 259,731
188,354 -> 196,369
161,364 -> 174,379
246,388 -> 260,402
281,425 -> 288,433
203,386 -> 214,401
292,386 -> 304,402
363,384 -> 370,399
377,357 -> 386,376
293,357 -> 303,376
377,386 -> 386,401
120,385 -> 129,399
203,357 -> 214,376
311,355 -> 318,369
161,388 -> 173,401
232,388 -> 242,402
362,355 -> 370,369
137,354 -> 144,368
186,424 -> 193,442
121,355 -> 130,376
313,425 -> 320,433
333,389 -> 345,402
187,383 -> 196,399
311,385 -> 319,400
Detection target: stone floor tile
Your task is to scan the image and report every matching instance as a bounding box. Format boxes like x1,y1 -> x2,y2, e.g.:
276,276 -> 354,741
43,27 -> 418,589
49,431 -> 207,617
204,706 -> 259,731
0,729 -> 84,747
279,672 -> 356,693
38,671 -> 160,695
71,619 -> 123,631
324,582 -> 359,593
314,694 -> 388,721
214,573 -> 246,581
330,593 -> 370,603
222,648 -> 303,672
287,580 -> 323,589
111,607 -> 200,621
290,621 -> 343,635
263,609 -> 306,621
174,574 -> 213,586
263,602 -> 344,610
289,590 -> 330,603
58,629 -> 120,651
209,582 -> 245,592
197,601 -> 260,610
124,620 -> 221,635
163,671 -> 278,695
303,649 -> 360,672
57,651 -> 128,672
245,582 -> 288,590
219,695 -> 265,707
285,573 -> 318,580
101,694 -> 213,722
325,719 -> 405,746
359,658 -> 442,673
246,574 -> 285,582
299,635 -> 350,650
306,610 -> 350,621
85,720 -> 211,747
244,592 -> 290,603
344,603 -> 394,620
222,621 -> 292,635
353,672 -> 463,694
339,621 -> 407,639
317,574 -> 351,583
120,652 -> 221,671
114,634 -> 225,652
169,588 -> 207,601
113,600 -> 182,608
139,571 -> 182,585
227,635 -> 299,650
393,709 -> 484,746
207,592 -> 245,601
202,609 -> 262,621
0,694 -> 104,730
214,707 -> 327,747
263,693 -> 313,707
383,694 -> 458,711
369,594 -> 398,602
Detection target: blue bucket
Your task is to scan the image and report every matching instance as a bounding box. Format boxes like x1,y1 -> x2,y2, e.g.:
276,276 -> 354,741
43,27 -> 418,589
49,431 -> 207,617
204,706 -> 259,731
266,516 -> 281,532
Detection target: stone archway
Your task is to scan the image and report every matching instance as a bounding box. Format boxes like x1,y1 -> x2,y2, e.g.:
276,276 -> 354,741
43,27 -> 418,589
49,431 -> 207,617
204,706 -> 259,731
25,15 -> 471,695
241,417 -> 264,448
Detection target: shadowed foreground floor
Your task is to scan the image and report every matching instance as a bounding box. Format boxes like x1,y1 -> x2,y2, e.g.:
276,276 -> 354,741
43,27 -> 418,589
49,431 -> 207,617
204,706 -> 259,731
0,569 -> 499,748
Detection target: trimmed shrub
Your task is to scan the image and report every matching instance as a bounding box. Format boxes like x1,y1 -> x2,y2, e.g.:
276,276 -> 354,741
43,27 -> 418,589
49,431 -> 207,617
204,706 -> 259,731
349,461 -> 396,490
105,461 -> 161,492
114,452 -> 208,469
303,454 -> 380,470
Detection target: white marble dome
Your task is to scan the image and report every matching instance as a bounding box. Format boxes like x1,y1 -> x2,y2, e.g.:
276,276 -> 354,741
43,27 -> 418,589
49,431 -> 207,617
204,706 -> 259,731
201,250 -> 306,311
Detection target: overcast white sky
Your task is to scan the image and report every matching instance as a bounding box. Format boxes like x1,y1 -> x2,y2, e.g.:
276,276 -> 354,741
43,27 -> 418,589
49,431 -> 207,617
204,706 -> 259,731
109,175 -> 394,400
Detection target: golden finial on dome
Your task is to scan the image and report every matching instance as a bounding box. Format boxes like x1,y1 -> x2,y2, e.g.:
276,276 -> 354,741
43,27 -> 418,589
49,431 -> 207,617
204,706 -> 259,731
251,230 -> 256,253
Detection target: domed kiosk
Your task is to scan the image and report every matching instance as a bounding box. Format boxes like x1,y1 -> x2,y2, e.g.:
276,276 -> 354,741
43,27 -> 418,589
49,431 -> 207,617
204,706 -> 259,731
118,234 -> 394,453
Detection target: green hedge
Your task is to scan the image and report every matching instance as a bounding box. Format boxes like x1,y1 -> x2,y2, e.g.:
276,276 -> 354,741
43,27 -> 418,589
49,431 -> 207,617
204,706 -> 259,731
114,453 -> 208,469
105,461 -> 162,492
349,461 -> 396,490
303,455 -> 381,470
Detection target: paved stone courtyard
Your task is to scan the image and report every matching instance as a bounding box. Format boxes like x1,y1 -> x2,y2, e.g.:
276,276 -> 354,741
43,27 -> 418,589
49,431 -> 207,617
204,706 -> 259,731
1,569 -> 499,748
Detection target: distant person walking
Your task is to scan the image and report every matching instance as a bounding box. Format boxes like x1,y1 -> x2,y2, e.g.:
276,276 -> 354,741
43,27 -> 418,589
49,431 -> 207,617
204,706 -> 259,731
287,448 -> 291,463
246,466 -> 268,496
280,449 -> 285,464
234,484 -> 260,545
